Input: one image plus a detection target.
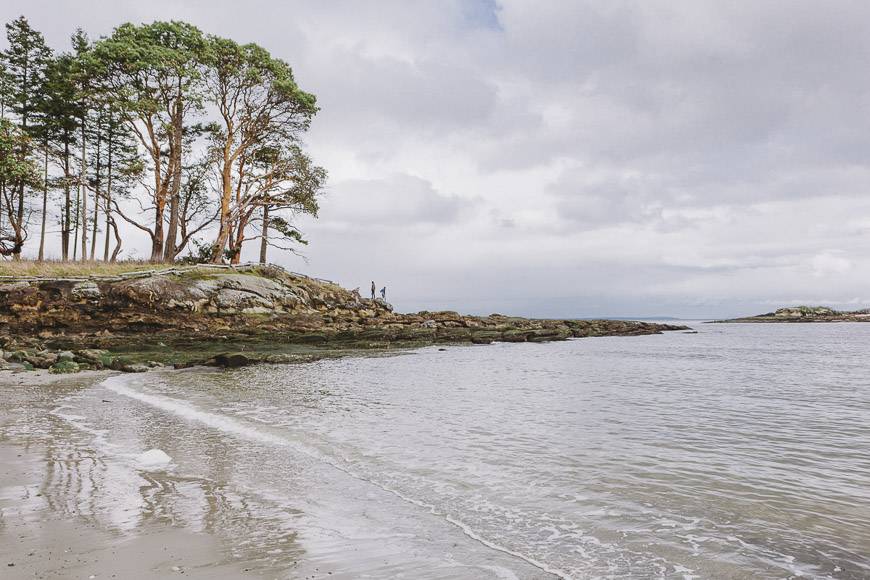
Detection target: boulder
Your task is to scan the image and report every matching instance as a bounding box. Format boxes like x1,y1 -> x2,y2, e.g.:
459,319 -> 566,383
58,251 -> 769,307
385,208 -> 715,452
24,351 -> 58,369
205,352 -> 259,368
70,281 -> 101,300
213,288 -> 274,312
500,330 -> 530,342
120,362 -> 150,373
75,349 -> 111,366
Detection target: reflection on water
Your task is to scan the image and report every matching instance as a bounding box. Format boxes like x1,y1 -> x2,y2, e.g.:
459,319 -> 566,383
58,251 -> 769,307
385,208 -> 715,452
0,387 -> 307,574
0,371 -> 547,578
2,323 -> 870,579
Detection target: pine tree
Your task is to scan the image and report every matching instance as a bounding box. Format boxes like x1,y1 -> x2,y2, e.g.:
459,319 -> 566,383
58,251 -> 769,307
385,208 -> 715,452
2,16 -> 51,260
39,53 -> 80,261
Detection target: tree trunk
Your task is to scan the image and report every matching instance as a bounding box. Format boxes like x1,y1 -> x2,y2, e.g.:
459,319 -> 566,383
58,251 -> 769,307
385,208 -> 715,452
230,214 -> 249,265
12,57 -> 28,262
13,166 -> 25,262
259,206 -> 269,264
110,216 -> 122,262
227,224 -> 236,264
103,132 -> 113,262
37,144 -> 48,261
211,117 -> 235,263
211,171 -> 232,263
163,98 -> 183,263
62,138 -> 70,261
90,123 -> 101,260
72,173 -> 80,261
79,120 -> 88,262
151,197 -> 164,262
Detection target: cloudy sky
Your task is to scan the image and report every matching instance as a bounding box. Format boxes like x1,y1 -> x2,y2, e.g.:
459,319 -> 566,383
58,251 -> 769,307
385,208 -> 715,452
3,1 -> 870,318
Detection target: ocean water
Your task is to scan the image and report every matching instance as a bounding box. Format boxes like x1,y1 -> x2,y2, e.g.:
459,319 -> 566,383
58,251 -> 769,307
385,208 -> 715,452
2,323 -> 869,578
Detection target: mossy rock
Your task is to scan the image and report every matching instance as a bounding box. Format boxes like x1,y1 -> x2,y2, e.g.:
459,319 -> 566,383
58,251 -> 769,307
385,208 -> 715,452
296,333 -> 329,344
470,330 -> 502,344
435,327 -> 472,341
500,329 -> 530,342
396,328 -> 436,341
8,350 -> 29,363
49,360 -> 80,374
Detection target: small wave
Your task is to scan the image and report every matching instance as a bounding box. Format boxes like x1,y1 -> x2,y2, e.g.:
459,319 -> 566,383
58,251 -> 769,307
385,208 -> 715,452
100,374 -> 572,579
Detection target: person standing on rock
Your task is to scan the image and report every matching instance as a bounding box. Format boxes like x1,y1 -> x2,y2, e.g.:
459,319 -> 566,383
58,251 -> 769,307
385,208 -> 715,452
371,281 -> 376,300
380,286 -> 387,300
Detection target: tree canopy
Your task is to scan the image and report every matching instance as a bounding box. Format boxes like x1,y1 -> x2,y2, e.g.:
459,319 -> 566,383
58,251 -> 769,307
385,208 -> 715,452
0,16 -> 325,264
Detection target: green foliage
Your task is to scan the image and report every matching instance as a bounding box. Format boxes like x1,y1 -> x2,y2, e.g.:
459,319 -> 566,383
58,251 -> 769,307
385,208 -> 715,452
267,216 -> 308,245
90,21 -> 207,117
2,16 -> 52,128
0,119 -> 39,188
38,53 -> 80,146
49,360 -> 80,374
0,16 -> 326,264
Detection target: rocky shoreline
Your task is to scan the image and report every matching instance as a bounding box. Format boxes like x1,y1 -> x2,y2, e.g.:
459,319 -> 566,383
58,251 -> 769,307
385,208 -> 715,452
0,263 -> 688,373
713,306 -> 870,323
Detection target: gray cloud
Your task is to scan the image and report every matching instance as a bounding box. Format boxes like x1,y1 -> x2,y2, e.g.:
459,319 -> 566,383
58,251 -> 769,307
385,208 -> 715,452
320,174 -> 469,228
3,1 -> 870,318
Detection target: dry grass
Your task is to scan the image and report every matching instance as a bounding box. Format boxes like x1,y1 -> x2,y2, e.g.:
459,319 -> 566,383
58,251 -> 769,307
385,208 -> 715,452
0,260 -> 174,278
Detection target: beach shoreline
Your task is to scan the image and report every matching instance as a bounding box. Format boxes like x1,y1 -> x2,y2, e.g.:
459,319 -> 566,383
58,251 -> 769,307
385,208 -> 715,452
0,370 -> 259,579
0,361 -> 558,580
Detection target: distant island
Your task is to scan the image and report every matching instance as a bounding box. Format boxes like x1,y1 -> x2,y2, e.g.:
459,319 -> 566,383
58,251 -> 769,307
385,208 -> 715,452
714,306 -> 870,323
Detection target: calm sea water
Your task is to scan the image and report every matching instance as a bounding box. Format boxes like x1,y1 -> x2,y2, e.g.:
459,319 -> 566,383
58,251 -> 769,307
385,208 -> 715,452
2,323 -> 869,578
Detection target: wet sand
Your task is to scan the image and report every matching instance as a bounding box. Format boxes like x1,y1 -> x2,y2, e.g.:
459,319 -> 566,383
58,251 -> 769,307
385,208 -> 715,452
0,371 -> 253,579
0,368 -> 550,579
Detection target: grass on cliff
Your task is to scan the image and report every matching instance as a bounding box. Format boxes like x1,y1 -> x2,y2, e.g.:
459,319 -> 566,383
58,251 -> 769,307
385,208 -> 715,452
1,260 -> 190,278
0,260 -> 291,281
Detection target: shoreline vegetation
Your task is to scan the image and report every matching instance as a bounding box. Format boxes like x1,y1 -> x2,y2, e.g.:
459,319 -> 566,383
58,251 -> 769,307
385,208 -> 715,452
1,17 -> 325,266
0,262 -> 689,374
713,306 -> 870,323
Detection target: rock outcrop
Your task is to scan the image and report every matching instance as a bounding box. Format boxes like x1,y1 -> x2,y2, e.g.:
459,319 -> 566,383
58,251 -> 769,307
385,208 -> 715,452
714,305 -> 870,323
0,264 -> 687,363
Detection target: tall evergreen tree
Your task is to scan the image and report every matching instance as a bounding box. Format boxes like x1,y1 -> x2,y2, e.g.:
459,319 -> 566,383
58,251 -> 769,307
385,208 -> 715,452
0,51 -> 10,233
2,16 -> 51,260
39,52 -> 80,261
93,101 -> 141,262
70,29 -> 93,262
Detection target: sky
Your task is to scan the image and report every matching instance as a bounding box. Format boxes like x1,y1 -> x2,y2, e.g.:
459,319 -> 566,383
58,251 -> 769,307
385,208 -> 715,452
2,0 -> 870,318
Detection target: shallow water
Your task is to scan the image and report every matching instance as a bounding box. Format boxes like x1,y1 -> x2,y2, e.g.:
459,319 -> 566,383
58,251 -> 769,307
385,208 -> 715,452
2,323 -> 869,578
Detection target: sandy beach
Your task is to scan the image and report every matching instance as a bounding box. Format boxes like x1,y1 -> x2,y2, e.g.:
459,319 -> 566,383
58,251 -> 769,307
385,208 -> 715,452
0,370 -> 256,579
0,367 -> 552,579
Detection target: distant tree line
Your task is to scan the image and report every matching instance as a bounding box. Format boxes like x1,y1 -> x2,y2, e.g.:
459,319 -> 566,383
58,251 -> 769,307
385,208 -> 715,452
0,16 -> 325,264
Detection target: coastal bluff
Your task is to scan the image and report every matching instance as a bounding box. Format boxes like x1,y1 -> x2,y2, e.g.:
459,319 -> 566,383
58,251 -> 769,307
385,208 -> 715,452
714,306 -> 870,323
0,263 -> 687,371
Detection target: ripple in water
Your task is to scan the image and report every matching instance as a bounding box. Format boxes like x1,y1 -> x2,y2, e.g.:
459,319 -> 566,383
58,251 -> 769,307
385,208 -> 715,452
20,323 -> 870,578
